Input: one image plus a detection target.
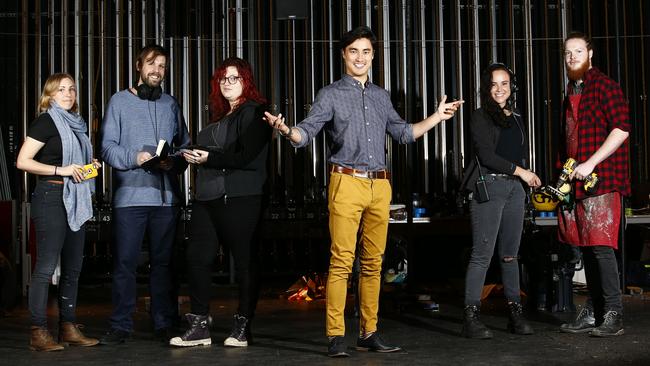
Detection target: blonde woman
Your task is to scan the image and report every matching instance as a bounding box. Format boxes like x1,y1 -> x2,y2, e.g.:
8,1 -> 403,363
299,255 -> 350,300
17,73 -> 100,351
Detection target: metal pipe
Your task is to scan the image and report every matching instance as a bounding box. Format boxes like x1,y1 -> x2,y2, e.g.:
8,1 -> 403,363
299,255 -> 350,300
128,0 -> 133,85
62,0 -> 68,72
158,0 -> 165,45
490,0 -> 497,61
346,0 -> 352,31
473,0 -> 480,106
419,0 -> 430,189
141,0 -> 146,48
86,0 -> 94,132
115,0 -> 122,91
183,37 -> 191,206
524,0 -> 536,171
236,0 -> 243,57
49,0 -> 55,75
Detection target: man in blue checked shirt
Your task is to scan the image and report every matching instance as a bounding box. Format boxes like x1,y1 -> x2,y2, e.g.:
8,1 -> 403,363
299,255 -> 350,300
265,26 -> 463,357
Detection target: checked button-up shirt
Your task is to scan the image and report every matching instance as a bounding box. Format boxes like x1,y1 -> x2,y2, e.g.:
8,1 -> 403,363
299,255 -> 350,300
292,74 -> 415,171
560,67 -> 631,199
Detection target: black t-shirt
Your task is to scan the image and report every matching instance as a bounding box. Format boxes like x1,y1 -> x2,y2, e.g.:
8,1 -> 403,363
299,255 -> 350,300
27,113 -> 62,181
494,115 -> 524,170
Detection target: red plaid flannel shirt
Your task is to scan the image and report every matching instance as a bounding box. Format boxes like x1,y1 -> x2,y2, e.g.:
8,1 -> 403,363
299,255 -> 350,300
559,67 -> 631,199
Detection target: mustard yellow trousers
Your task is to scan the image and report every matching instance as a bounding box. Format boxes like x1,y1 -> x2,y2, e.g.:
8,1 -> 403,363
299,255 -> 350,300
326,173 -> 391,336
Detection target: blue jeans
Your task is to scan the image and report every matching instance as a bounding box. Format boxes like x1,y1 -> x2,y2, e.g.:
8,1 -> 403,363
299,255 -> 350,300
465,176 -> 525,306
109,206 -> 178,332
29,181 -> 85,327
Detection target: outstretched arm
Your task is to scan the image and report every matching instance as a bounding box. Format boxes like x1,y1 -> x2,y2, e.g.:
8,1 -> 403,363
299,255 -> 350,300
411,95 -> 464,139
264,112 -> 303,144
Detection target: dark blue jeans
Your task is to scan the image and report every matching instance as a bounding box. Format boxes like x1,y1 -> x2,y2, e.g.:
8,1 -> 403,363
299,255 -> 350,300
109,206 -> 179,332
465,176 -> 525,306
29,181 -> 85,327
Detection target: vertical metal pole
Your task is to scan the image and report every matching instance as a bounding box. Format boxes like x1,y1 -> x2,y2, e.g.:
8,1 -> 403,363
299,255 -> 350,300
74,0 -> 81,99
158,0 -> 165,45
49,0 -> 55,74
473,0 -> 481,106
224,0 -> 229,58
21,0 -> 31,296
309,0 -> 318,178
183,37 -> 191,207
141,0 -> 147,47
115,0 -> 122,91
346,0 -> 352,31
127,0 -> 133,86
235,0 -> 243,57
87,0 -> 94,129
419,0 -> 430,189
490,0 -> 497,62
62,0 -> 68,72
524,0 -> 536,171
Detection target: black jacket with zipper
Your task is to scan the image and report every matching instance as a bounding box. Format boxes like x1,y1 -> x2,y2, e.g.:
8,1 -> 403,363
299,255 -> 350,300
460,107 -> 529,194
201,100 -> 272,199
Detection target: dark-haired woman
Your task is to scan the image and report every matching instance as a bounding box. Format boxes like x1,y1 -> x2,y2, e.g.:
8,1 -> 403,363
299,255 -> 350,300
170,57 -> 271,348
17,73 -> 101,351
460,64 -> 541,339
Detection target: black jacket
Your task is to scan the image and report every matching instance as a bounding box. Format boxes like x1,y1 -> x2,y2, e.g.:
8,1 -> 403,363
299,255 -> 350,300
202,100 -> 272,198
460,107 -> 529,194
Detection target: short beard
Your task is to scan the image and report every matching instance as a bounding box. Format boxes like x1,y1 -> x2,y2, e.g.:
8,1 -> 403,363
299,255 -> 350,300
567,60 -> 590,81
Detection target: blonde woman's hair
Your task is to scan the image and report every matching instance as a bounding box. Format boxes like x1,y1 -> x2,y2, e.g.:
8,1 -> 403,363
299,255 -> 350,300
38,73 -> 79,113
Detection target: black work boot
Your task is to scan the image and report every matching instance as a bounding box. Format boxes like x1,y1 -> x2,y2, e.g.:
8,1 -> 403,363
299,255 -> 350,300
169,313 -> 212,347
590,310 -> 624,337
560,305 -> 596,334
507,302 -> 534,335
224,314 -> 249,347
460,305 -> 493,339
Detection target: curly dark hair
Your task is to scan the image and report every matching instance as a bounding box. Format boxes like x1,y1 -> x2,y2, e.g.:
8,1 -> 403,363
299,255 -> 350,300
479,63 -> 516,128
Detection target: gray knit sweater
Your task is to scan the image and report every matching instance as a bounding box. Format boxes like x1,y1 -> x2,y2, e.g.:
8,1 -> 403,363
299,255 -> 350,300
101,89 -> 190,208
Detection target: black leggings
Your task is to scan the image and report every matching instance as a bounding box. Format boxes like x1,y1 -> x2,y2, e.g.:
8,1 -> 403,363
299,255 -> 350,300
186,195 -> 262,317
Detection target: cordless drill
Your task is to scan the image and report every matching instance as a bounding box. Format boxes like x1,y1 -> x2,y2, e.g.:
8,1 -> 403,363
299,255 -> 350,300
542,158 -> 599,204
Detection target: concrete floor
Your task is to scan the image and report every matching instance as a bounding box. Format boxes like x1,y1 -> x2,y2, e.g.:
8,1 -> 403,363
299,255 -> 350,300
2,284 -> 650,366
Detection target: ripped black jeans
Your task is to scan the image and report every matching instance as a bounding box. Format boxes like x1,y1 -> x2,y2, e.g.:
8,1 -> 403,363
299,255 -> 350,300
464,175 -> 525,306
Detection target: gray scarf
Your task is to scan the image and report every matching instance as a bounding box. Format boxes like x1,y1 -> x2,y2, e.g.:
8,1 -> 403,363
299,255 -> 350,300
47,101 -> 94,232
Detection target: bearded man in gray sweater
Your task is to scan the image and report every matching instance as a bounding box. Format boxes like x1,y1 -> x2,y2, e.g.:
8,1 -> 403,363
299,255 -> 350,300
99,45 -> 190,345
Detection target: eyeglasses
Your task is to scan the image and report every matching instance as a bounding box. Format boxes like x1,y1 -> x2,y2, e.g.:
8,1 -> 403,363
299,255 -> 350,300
219,75 -> 242,85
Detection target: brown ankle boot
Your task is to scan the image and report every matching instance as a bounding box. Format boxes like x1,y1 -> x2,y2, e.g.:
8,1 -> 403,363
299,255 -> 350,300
30,326 -> 65,351
59,322 -> 99,346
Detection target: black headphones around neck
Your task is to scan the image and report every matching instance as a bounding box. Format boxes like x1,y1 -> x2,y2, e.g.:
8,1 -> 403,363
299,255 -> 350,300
135,83 -> 162,101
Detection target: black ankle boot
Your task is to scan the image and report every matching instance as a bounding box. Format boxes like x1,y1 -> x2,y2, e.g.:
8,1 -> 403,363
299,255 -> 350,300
507,302 -> 534,335
560,305 -> 596,333
590,310 -> 624,337
224,314 -> 250,347
169,313 -> 211,347
460,305 -> 493,339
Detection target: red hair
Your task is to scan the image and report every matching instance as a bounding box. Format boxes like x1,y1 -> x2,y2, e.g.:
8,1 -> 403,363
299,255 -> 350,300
209,57 -> 267,121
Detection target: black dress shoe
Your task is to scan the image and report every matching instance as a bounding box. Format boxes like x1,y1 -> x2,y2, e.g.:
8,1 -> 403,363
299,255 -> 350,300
99,328 -> 131,345
356,333 -> 401,353
327,336 -> 349,357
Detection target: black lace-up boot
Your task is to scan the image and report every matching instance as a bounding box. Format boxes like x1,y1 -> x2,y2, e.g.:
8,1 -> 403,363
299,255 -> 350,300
460,305 -> 493,339
507,302 -> 534,335
560,305 -> 596,334
590,310 -> 624,337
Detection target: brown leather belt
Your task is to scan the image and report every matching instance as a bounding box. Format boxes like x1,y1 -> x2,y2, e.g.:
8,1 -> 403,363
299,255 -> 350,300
45,180 -> 64,184
330,164 -> 391,180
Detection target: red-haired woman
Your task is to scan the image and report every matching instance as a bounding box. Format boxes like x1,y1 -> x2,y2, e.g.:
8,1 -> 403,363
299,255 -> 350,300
170,58 -> 271,348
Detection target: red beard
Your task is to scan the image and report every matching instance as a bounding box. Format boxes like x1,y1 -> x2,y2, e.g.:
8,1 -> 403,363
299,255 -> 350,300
567,60 -> 590,81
